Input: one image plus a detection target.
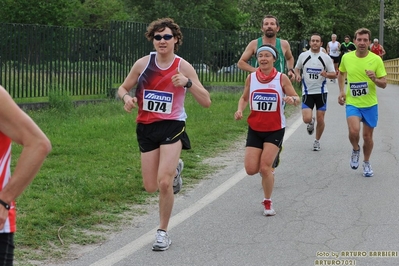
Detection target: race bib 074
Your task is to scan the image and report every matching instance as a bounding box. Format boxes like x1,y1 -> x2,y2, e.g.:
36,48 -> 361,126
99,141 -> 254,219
143,90 -> 173,114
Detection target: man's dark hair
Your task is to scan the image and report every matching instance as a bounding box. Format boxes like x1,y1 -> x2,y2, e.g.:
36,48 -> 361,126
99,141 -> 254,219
311,33 -> 322,40
354,28 -> 371,41
262,15 -> 279,27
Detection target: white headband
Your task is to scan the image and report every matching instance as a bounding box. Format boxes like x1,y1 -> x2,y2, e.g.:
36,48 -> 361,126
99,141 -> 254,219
256,46 -> 277,59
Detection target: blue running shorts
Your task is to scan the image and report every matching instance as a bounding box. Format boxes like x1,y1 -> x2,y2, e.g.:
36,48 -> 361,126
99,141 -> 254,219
346,104 -> 378,128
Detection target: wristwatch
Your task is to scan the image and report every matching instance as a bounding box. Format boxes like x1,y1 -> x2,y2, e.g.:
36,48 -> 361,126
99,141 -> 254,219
185,79 -> 192,89
0,199 -> 10,210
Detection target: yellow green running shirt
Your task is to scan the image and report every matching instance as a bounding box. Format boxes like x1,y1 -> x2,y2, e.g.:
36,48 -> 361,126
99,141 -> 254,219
339,51 -> 386,108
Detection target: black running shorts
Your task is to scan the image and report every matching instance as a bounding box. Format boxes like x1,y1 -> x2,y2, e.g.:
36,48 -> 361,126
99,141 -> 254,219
0,233 -> 14,266
246,126 -> 285,149
136,120 -> 191,153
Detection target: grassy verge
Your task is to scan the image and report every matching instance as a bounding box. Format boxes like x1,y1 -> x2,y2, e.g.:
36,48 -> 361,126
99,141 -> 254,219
12,88 -> 300,264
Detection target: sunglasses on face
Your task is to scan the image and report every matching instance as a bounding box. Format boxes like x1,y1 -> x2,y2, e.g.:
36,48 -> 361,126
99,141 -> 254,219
154,34 -> 173,41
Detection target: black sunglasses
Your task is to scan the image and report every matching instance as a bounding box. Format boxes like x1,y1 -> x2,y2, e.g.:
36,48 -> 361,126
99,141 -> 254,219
154,34 -> 174,41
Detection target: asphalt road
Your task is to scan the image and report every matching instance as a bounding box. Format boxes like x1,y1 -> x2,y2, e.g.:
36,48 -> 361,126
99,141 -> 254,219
56,82 -> 399,266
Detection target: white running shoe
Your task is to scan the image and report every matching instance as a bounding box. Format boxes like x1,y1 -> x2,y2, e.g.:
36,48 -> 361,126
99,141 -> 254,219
262,199 -> 276,216
307,117 -> 315,135
350,148 -> 360,169
152,230 -> 171,251
362,161 -> 374,177
173,159 -> 184,194
313,140 -> 320,151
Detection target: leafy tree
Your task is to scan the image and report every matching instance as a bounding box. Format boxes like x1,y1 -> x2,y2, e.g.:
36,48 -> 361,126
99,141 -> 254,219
1,0 -> 398,58
381,0 -> 399,58
236,0 -> 399,59
124,0 -> 247,30
238,0 -> 371,40
0,0 -> 130,29
0,0 -> 81,26
385,1 -> 399,31
75,0 -> 130,29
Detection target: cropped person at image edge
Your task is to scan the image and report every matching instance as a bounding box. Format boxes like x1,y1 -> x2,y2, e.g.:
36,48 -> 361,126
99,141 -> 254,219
0,85 -> 52,265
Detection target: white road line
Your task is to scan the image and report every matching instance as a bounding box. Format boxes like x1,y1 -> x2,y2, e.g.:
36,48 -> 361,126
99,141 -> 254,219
91,114 -> 303,266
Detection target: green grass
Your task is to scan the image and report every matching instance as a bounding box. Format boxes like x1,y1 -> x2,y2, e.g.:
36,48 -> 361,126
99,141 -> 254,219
15,94 -> 108,104
11,89 -> 299,264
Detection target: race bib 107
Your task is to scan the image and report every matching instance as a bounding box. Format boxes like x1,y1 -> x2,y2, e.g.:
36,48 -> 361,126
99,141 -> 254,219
251,92 -> 278,112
